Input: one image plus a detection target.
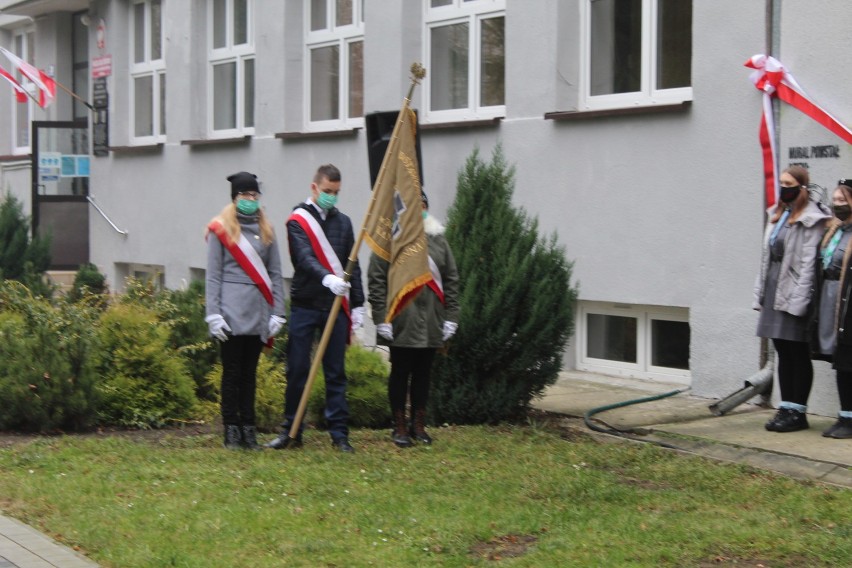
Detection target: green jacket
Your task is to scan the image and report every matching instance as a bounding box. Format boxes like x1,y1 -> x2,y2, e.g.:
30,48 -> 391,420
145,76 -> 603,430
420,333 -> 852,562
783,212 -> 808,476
368,215 -> 460,348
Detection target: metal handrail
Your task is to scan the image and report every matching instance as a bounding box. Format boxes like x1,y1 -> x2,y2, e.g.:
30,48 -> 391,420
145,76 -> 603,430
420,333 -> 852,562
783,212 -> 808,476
86,194 -> 128,235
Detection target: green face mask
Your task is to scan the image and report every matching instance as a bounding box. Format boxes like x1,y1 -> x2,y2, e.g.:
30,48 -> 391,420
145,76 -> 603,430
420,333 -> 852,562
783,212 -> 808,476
317,192 -> 338,210
236,199 -> 260,215
422,211 -> 428,220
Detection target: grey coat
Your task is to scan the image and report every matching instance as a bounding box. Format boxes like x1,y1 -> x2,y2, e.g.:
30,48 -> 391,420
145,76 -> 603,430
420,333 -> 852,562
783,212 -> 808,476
368,215 -> 460,349
206,213 -> 286,343
753,200 -> 831,317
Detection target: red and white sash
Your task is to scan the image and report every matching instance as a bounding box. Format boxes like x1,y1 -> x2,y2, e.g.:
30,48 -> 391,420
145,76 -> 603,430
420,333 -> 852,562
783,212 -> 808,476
208,219 -> 275,346
288,208 -> 352,326
426,255 -> 445,305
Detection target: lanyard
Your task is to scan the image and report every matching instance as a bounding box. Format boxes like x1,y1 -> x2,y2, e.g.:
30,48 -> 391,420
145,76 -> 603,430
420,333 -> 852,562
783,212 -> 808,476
822,229 -> 844,270
769,209 -> 790,246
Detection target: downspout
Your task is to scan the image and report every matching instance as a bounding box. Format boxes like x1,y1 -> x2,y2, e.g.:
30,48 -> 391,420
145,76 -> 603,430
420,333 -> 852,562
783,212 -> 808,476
710,0 -> 781,415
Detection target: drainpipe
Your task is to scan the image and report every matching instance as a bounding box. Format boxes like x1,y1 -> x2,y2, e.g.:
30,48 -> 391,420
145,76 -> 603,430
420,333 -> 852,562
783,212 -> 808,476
710,0 -> 781,415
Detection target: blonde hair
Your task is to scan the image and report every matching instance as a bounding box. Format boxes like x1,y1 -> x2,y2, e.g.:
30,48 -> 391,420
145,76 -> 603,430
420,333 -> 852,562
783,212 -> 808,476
207,203 -> 275,245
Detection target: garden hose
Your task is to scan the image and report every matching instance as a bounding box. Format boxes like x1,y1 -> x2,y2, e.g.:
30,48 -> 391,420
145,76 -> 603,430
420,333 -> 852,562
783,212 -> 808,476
582,388 -> 691,450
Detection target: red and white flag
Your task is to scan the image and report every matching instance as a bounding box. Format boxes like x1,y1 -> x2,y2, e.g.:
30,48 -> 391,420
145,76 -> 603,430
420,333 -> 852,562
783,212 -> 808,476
0,46 -> 55,108
0,63 -> 27,103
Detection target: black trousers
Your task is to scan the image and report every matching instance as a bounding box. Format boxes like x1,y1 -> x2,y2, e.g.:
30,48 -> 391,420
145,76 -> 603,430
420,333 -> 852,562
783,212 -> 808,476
837,371 -> 852,412
220,335 -> 263,426
388,347 -> 436,413
772,338 -> 813,406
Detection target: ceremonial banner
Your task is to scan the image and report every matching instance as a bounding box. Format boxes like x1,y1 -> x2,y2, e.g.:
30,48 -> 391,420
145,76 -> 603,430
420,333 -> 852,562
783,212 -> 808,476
363,107 -> 432,322
746,54 -> 852,207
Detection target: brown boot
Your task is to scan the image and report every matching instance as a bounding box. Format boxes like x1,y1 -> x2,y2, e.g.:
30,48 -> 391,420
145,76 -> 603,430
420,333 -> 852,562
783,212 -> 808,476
391,410 -> 413,448
410,409 -> 433,445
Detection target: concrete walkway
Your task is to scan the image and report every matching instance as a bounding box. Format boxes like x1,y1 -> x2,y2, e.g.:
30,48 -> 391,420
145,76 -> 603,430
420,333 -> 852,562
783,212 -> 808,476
1,370 -> 850,567
534,371 -> 852,488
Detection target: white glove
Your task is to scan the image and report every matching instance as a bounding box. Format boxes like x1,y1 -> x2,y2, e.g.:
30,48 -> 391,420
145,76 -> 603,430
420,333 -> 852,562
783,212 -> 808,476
442,321 -> 458,342
376,323 -> 394,341
351,307 -> 366,330
268,315 -> 286,337
322,274 -> 351,296
205,314 -> 232,342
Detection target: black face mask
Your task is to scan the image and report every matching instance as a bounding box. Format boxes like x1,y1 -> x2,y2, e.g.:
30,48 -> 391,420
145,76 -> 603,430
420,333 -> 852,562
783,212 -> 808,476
779,185 -> 801,203
833,204 -> 851,221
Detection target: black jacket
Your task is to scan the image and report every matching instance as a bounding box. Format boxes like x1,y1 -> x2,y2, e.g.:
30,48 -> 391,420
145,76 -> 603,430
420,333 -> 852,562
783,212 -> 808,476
287,203 -> 364,311
835,262 -> 852,371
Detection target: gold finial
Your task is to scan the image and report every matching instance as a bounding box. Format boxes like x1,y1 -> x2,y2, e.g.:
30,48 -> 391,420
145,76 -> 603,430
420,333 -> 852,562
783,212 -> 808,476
410,62 -> 426,84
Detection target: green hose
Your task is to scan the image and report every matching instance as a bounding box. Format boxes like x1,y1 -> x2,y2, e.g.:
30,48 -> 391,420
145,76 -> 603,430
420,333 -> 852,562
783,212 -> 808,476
583,387 -> 690,449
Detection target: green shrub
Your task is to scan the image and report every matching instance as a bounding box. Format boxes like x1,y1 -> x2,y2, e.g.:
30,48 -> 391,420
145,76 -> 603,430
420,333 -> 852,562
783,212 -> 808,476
0,191 -> 52,298
0,281 -> 100,432
68,263 -> 108,305
94,303 -> 198,428
431,146 -> 578,424
308,344 -> 391,429
119,278 -> 219,401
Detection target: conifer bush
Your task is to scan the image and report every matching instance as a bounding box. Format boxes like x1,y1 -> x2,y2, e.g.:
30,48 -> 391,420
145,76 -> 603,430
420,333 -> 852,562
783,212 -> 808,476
430,146 -> 578,424
0,192 -> 52,297
0,281 -> 101,432
93,303 -> 198,428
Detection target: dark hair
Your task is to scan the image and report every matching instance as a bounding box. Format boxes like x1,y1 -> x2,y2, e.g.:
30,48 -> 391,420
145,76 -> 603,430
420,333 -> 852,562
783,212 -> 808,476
314,164 -> 341,184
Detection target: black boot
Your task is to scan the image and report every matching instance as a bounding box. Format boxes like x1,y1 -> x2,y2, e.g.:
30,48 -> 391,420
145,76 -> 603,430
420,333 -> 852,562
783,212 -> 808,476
223,424 -> 242,450
409,409 -> 433,445
391,410 -> 413,448
241,425 -> 263,451
765,408 -> 809,432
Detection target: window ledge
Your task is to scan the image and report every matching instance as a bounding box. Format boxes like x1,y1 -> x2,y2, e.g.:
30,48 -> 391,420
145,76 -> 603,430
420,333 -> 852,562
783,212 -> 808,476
420,117 -> 503,131
275,128 -> 361,141
181,135 -> 252,147
545,101 -> 691,121
109,143 -> 164,154
0,154 -> 31,162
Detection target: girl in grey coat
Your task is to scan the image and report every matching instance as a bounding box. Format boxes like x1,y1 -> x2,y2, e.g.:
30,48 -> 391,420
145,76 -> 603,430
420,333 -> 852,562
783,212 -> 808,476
206,172 -> 286,449
754,166 -> 831,433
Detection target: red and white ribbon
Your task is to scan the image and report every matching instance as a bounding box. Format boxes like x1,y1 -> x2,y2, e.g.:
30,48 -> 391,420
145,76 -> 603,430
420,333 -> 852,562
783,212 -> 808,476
287,208 -> 352,335
745,54 -> 852,208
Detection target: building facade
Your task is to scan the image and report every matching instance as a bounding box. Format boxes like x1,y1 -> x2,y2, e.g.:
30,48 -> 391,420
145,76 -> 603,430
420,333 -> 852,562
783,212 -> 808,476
1,0 -> 851,415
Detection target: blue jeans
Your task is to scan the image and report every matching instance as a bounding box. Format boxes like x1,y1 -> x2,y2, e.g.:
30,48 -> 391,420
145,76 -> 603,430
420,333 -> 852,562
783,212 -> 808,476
284,306 -> 350,439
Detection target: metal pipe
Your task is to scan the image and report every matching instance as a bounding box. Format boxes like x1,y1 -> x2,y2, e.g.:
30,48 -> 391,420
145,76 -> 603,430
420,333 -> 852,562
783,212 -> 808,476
709,361 -> 774,416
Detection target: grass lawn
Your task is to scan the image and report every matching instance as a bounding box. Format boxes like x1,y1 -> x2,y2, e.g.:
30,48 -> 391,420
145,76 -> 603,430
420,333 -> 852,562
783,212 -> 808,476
0,420 -> 849,567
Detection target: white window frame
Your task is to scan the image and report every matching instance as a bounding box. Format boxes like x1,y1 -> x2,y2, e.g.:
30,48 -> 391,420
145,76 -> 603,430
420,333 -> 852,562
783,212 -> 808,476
10,28 -> 36,154
304,0 -> 364,131
423,0 -> 505,124
130,0 -> 166,144
578,0 -> 692,112
208,0 -> 255,137
576,301 -> 690,384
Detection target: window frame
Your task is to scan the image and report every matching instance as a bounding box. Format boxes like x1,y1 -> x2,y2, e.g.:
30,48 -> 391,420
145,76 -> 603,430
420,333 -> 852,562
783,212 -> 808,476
576,301 -> 690,383
208,0 -> 255,137
130,0 -> 166,144
423,0 -> 505,124
10,28 -> 36,154
578,0 -> 692,112
303,0 -> 365,131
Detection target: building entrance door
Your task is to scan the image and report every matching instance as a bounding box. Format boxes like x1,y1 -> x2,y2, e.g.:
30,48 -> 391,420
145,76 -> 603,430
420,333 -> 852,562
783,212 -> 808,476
31,121 -> 90,270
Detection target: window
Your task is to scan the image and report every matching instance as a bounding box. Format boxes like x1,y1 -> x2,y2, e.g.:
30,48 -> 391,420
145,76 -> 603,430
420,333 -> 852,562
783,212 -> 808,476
209,0 -> 254,134
580,0 -> 691,111
577,302 -> 690,383
305,0 -> 364,128
131,0 -> 166,141
424,0 -> 505,123
11,29 -> 36,152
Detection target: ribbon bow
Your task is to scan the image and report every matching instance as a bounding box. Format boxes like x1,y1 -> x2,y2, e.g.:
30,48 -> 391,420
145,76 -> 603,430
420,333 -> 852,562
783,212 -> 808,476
745,54 -> 852,207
